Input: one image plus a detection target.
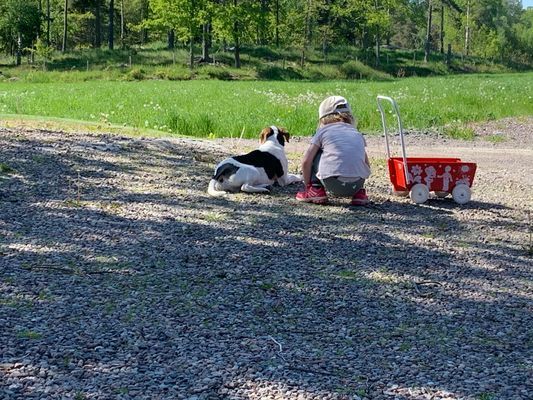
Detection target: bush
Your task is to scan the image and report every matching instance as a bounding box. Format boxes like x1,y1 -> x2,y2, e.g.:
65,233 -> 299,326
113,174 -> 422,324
304,65 -> 343,81
124,68 -> 145,81
339,60 -> 391,81
154,67 -> 192,81
256,65 -> 303,80
198,66 -> 233,80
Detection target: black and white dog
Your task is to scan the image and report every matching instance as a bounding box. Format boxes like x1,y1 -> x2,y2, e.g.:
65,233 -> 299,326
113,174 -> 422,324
207,126 -> 302,196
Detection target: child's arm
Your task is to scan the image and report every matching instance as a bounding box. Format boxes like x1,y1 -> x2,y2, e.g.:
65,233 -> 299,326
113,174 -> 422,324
365,151 -> 370,169
301,144 -> 320,184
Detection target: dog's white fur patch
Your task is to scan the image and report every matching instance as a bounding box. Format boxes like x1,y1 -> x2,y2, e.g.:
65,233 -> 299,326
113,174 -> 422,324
207,127 -> 302,197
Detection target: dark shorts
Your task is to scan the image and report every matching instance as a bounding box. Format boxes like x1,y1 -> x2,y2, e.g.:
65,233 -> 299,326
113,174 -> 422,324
311,150 -> 365,197
321,177 -> 365,197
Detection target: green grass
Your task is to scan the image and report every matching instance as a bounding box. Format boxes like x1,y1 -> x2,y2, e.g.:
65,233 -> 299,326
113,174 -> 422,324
483,133 -> 506,143
0,72 -> 531,138
443,124 -> 476,140
16,329 -> 42,339
0,162 -> 14,174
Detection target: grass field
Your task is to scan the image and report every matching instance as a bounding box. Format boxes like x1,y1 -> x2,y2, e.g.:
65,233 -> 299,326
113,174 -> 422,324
0,72 -> 532,138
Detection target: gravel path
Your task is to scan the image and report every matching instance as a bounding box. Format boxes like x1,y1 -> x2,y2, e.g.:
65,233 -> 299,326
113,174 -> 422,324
1,118 -> 532,400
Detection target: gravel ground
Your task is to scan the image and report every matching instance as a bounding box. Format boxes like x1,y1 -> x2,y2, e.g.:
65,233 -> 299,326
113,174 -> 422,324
0,118 -> 532,400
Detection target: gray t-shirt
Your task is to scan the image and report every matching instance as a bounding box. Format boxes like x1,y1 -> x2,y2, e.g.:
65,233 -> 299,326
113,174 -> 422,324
310,122 -> 371,181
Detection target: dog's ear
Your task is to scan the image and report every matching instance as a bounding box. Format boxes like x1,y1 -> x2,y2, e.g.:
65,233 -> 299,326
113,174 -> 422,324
259,127 -> 272,143
278,127 -> 290,145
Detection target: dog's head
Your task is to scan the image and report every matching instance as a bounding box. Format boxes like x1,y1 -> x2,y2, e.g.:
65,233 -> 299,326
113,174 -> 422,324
259,126 -> 290,147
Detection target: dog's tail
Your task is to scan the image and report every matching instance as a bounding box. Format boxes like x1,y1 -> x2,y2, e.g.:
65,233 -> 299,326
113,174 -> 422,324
207,163 -> 240,197
213,163 -> 240,181
207,179 -> 227,197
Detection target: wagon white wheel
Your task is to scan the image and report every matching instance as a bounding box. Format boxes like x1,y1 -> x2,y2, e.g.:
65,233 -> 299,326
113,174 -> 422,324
409,184 -> 430,204
435,191 -> 449,198
452,184 -> 471,204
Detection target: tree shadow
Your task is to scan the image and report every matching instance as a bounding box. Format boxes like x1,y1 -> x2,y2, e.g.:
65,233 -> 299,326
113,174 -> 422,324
0,129 -> 530,399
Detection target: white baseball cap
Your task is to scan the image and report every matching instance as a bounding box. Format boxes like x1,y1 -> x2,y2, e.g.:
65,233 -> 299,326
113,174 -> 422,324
318,96 -> 352,119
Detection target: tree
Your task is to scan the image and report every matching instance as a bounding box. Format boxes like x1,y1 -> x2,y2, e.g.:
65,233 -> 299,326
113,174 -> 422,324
212,0 -> 260,68
47,0 -> 51,46
0,0 -> 41,65
147,0 -> 206,69
120,0 -> 125,48
62,0 -> 68,51
109,0 -> 114,49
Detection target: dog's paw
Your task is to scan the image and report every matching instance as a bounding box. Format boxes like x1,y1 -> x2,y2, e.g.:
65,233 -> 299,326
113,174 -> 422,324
241,183 -> 271,193
285,174 -> 303,185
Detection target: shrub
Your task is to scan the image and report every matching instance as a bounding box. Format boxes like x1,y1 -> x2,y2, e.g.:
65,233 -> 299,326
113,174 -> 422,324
304,65 -> 343,81
198,66 -> 233,80
256,65 -> 303,80
154,67 -> 192,81
124,68 -> 145,81
340,60 -> 391,80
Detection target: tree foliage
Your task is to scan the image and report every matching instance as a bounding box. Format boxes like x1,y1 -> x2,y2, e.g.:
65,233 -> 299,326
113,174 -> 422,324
0,0 -> 531,66
0,0 -> 41,58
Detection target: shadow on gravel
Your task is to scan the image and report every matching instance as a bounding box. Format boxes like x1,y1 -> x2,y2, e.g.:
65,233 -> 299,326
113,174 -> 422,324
0,130 -> 530,400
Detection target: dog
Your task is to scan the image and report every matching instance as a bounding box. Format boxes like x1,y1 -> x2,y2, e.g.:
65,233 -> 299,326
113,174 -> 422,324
207,126 -> 302,196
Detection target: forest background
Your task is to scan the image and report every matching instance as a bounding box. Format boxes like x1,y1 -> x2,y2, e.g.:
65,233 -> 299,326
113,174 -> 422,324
0,1 -> 531,138
1,0 -> 532,74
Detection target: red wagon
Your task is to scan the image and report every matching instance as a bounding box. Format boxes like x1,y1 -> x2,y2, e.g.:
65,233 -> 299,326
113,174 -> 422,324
376,96 -> 477,204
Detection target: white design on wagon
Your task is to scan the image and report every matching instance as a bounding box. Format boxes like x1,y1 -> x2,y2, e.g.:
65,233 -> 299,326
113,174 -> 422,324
424,165 -> 437,188
438,165 -> 453,191
456,165 -> 471,186
408,165 -> 422,184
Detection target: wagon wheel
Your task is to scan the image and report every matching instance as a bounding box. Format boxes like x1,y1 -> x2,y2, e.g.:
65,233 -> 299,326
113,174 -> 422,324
435,191 -> 449,198
452,184 -> 471,204
409,184 -> 430,204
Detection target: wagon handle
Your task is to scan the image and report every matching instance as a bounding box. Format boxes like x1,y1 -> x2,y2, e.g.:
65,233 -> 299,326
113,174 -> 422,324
376,95 -> 409,186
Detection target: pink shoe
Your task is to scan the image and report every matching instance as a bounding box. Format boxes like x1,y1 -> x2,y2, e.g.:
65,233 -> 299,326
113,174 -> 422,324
296,184 -> 328,204
351,188 -> 369,206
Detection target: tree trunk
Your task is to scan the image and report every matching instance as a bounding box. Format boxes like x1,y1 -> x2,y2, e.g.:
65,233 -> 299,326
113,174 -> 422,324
108,0 -> 115,50
424,0 -> 432,63
440,3 -> 444,54
375,31 -> 380,66
258,0 -> 268,45
464,0 -> 470,56
37,1 -> 42,39
140,0 -> 148,44
62,0 -> 68,52
374,0 -> 380,66
16,33 -> 22,66
120,0 -> 125,49
202,24 -> 210,61
233,0 -> 241,68
167,30 -> 175,50
275,0 -> 280,47
95,1 -> 102,48
47,0 -> 51,46
305,0 -> 312,48
189,37 -> 194,70
234,34 -> 241,68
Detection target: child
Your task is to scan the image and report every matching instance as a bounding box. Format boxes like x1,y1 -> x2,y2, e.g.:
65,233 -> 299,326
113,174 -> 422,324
295,95 -> 371,205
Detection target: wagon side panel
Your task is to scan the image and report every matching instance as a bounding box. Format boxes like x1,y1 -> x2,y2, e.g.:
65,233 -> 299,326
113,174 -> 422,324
388,158 -> 408,191
403,159 -> 477,193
